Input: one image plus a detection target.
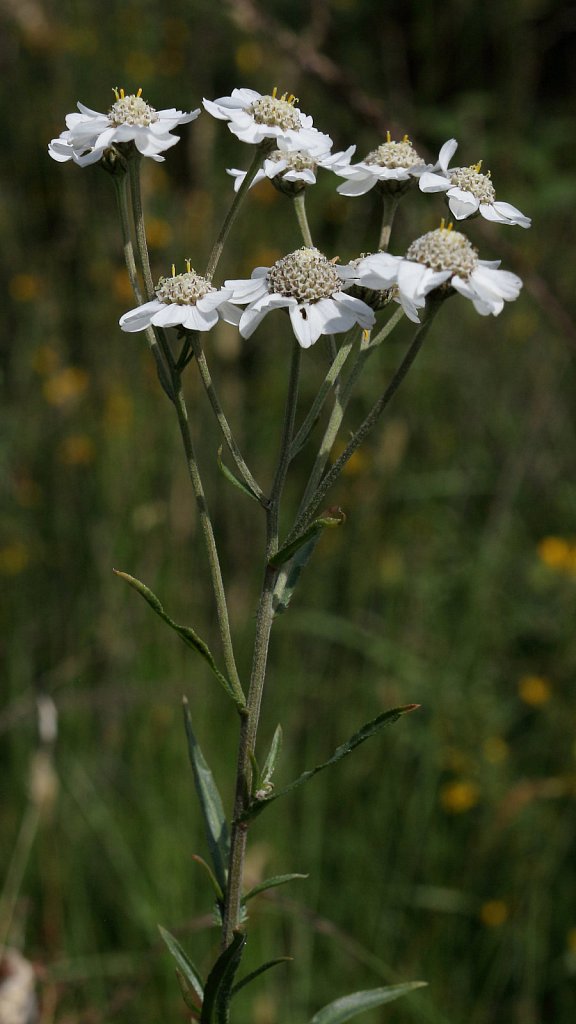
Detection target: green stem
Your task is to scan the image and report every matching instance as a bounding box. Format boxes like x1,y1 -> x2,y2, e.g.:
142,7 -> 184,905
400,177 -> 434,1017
189,333 -> 267,505
114,175 -> 173,399
293,192 -> 314,247
128,155 -> 154,298
289,306 -> 438,541
222,341 -> 301,949
123,156 -> 242,703
378,193 -> 400,252
171,378 -> 244,706
206,146 -> 268,281
290,337 -> 355,459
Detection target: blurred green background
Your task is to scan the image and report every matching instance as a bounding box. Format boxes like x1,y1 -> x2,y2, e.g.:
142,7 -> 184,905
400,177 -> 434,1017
2,0 -> 576,1022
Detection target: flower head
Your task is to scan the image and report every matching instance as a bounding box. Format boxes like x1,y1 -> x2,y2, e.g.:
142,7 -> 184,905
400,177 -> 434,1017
419,139 -> 531,227
354,223 -> 523,321
335,132 -> 434,196
119,264 -> 241,334
224,247 -> 374,348
203,87 -> 332,155
49,88 -> 200,166
227,143 -> 356,195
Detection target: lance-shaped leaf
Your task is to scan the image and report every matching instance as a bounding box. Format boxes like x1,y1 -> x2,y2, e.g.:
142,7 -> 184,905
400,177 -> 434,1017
255,724 -> 282,796
217,446 -> 261,504
231,956 -> 293,996
308,981 -> 427,1024
200,931 -> 246,1024
158,925 -> 204,1006
113,570 -> 245,710
183,699 -> 230,894
242,705 -> 419,822
269,508 -> 346,571
242,873 -> 308,904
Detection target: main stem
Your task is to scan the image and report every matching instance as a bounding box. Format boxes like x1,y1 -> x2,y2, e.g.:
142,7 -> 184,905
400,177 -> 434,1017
222,341 -> 301,949
206,146 -> 270,281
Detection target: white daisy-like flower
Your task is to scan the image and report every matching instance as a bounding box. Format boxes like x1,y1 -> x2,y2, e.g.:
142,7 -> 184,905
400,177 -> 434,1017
335,132 -> 436,196
227,142 -> 356,195
224,247 -> 375,349
119,264 -> 241,334
49,88 -> 200,167
418,139 -> 531,227
356,223 -> 523,322
203,87 -> 332,155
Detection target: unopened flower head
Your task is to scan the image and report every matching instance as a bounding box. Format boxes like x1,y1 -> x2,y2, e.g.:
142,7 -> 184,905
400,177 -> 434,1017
224,247 -> 374,348
119,263 -> 241,334
203,87 -> 332,155
419,139 -> 531,227
335,132 -> 432,196
227,143 -> 355,195
48,87 -> 200,167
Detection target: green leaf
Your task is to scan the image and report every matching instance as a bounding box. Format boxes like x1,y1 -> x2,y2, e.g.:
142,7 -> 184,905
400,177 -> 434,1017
217,446 -> 260,503
113,570 -> 245,709
269,508 -> 346,570
183,699 -> 230,894
260,724 -> 283,791
192,854 -> 225,902
243,705 -> 419,822
231,956 -> 293,996
200,931 -> 246,1024
158,925 -> 204,1005
308,982 -> 427,1024
242,873 -> 308,904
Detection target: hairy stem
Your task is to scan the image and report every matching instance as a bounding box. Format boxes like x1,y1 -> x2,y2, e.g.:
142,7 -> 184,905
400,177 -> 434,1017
293,192 -> 314,247
288,306 -> 438,541
189,333 -> 267,504
222,341 -> 301,949
206,146 -> 269,281
378,193 -> 400,252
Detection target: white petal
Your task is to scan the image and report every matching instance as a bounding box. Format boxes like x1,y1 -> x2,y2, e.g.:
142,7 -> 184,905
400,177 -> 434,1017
289,304 -> 323,347
151,304 -> 188,327
218,301 -> 243,326
469,265 -> 522,302
397,261 -> 430,302
333,293 -> 375,329
484,200 -> 531,228
336,173 -> 377,196
223,276 -> 269,304
355,252 -> 401,288
447,188 -> 479,219
119,300 -> 164,332
239,305 -> 271,338
418,171 -> 451,194
437,138 -> 458,173
181,306 -> 218,331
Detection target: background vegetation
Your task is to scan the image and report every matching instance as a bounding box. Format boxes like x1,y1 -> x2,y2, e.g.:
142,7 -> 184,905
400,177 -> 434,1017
1,1 -> 576,1022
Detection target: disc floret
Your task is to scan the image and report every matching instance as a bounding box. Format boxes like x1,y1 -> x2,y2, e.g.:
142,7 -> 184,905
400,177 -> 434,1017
155,264 -> 215,305
108,87 -> 159,127
406,222 -> 479,279
267,248 -> 342,303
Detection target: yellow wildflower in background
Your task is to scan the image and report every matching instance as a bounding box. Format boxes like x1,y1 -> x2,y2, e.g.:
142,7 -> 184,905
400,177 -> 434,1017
10,273 -> 43,302
43,367 -> 89,407
537,536 -> 576,576
58,435 -> 96,466
518,674 -> 552,706
235,42 -> 264,74
483,737 -> 509,764
440,779 -> 480,814
0,541 -> 30,575
480,900 -> 509,927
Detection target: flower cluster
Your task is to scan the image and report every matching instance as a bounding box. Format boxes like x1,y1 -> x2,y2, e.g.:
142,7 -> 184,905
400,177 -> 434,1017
50,84 -> 530,341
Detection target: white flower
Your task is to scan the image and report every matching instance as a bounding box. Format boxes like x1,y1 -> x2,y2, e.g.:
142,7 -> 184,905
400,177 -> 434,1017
357,224 -> 522,322
227,142 -> 356,194
224,247 -> 375,349
203,87 -> 332,155
418,139 -> 531,227
119,266 -> 241,334
335,132 -> 436,196
49,88 -> 200,166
